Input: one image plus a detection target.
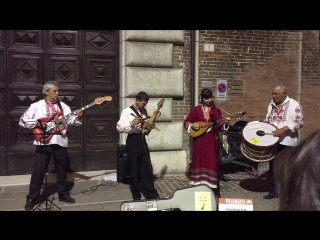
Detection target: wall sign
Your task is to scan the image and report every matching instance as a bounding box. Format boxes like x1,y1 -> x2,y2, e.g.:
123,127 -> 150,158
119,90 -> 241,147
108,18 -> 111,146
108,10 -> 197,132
216,79 -> 227,100
218,198 -> 254,211
204,44 -> 214,52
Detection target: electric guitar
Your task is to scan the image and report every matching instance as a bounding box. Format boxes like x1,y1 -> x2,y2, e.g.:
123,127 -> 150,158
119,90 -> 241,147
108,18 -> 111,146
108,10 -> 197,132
33,96 -> 112,143
189,110 -> 246,138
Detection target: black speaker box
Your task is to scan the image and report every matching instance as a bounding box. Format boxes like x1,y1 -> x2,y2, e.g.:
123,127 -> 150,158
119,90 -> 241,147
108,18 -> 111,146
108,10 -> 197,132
117,144 -> 131,184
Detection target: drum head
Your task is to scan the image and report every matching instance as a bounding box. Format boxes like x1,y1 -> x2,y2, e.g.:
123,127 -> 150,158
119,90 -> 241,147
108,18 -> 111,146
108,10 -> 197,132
242,121 -> 279,146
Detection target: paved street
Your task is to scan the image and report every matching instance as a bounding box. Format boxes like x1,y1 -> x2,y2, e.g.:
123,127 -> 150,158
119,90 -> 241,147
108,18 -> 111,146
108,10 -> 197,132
0,162 -> 279,211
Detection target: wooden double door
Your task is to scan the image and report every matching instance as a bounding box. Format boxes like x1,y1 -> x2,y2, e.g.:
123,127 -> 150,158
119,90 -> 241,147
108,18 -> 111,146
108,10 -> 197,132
0,30 -> 120,175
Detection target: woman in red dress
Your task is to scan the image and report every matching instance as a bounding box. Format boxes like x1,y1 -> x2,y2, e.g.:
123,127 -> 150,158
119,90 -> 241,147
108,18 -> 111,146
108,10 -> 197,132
184,88 -> 230,188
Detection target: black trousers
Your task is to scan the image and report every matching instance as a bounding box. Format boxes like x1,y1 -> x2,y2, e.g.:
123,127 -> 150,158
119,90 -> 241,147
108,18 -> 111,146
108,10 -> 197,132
126,134 -> 159,200
27,144 -> 69,200
268,144 -> 291,194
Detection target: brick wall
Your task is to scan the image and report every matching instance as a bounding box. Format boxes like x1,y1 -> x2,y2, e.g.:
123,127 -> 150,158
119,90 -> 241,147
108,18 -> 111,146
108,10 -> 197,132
171,30 -> 319,163
172,30 -> 192,122
300,30 -> 320,139
172,30 -> 192,161
196,30 -> 319,141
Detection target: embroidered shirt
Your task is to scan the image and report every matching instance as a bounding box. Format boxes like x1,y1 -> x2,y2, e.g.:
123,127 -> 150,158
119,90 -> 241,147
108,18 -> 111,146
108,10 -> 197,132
264,96 -> 303,146
116,105 -> 148,134
19,99 -> 82,147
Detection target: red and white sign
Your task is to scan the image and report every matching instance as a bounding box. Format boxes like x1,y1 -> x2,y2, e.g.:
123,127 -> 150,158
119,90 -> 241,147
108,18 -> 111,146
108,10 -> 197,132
216,79 -> 227,100
218,198 -> 254,211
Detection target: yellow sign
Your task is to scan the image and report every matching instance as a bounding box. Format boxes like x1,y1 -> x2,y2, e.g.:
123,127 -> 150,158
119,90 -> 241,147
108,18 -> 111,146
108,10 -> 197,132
251,138 -> 259,144
195,192 -> 212,211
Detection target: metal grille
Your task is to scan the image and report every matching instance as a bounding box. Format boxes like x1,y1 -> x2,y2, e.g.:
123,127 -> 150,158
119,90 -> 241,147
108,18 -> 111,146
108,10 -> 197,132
218,131 -> 243,163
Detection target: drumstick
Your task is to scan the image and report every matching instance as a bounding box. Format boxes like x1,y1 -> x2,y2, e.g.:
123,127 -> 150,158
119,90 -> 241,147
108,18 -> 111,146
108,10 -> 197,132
256,130 -> 274,136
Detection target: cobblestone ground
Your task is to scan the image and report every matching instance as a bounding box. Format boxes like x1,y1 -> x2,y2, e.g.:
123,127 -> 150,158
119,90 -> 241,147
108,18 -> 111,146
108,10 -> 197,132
155,162 -> 269,198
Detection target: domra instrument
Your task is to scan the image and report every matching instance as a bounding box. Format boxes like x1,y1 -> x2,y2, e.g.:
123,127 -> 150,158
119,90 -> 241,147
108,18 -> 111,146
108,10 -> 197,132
142,98 -> 165,135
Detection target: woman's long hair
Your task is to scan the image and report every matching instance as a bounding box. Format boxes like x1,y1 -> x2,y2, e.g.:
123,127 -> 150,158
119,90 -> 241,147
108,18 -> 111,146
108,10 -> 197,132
200,88 -> 213,104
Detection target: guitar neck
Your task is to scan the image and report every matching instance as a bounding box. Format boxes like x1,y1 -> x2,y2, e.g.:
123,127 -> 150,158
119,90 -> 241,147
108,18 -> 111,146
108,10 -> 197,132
65,101 -> 96,119
78,101 -> 96,112
216,119 -> 225,124
206,119 -> 224,126
213,117 -> 236,125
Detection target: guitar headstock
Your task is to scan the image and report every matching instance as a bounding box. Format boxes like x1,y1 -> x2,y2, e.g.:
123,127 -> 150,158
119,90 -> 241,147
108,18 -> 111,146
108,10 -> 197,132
157,98 -> 165,109
230,110 -> 246,119
95,96 -> 112,105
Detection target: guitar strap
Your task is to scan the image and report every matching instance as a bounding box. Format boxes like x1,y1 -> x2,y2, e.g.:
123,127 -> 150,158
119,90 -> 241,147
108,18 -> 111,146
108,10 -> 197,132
55,101 -> 65,132
129,106 -> 152,170
130,106 -> 145,128
57,100 -> 64,116
130,106 -> 142,118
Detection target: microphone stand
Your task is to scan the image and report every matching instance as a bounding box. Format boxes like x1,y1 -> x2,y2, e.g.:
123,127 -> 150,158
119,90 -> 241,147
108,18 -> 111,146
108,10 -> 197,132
210,102 -> 221,199
23,119 -> 62,211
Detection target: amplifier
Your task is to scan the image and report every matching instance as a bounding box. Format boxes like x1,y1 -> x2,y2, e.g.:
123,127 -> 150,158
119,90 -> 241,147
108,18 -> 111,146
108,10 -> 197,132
117,144 -> 130,184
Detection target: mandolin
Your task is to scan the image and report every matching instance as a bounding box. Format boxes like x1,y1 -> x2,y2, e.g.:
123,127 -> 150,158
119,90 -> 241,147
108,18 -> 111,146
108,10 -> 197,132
189,111 -> 246,138
33,96 -> 112,143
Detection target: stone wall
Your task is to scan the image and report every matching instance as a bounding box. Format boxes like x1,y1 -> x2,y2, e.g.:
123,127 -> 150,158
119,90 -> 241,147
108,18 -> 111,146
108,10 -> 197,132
119,30 -> 189,174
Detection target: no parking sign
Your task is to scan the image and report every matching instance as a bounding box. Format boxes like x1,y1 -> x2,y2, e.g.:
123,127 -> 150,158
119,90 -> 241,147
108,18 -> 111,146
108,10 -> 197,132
216,79 -> 227,100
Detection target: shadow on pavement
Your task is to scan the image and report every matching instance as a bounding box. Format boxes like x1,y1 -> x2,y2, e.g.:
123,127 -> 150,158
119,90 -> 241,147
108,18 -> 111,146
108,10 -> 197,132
219,158 -> 259,174
34,181 -> 75,205
239,171 -> 269,192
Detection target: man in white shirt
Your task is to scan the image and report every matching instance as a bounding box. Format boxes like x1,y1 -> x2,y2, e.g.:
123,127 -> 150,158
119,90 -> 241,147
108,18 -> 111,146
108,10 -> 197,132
116,91 -> 159,201
19,80 -> 83,211
263,84 -> 303,199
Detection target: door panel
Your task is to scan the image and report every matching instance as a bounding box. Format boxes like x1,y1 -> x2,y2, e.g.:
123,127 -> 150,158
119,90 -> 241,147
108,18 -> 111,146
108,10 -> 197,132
82,30 -> 119,171
45,30 -> 84,173
8,90 -> 42,150
46,30 -> 81,55
46,55 -> 81,86
8,149 -> 36,175
84,56 -> 116,88
7,53 -> 44,88
0,52 -> 5,87
84,115 -> 115,148
0,30 -> 7,175
84,149 -> 117,171
7,30 -> 44,54
2,30 -> 119,176
84,30 -> 117,56
0,30 -> 6,149
0,152 -> 7,175
0,103 -> 5,150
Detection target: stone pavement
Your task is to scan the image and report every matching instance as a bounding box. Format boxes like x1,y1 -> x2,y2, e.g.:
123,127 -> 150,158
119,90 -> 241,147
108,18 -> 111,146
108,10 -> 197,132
0,162 -> 279,211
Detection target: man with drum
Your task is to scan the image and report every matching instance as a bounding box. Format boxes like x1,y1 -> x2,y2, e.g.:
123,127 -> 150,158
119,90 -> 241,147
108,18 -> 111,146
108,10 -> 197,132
263,84 -> 303,199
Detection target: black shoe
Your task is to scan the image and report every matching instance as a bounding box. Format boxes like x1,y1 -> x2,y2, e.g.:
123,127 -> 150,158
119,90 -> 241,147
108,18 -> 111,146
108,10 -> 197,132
146,196 -> 160,200
263,193 -> 279,199
132,195 -> 141,201
58,194 -> 75,203
219,173 -> 230,182
25,198 -> 34,211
